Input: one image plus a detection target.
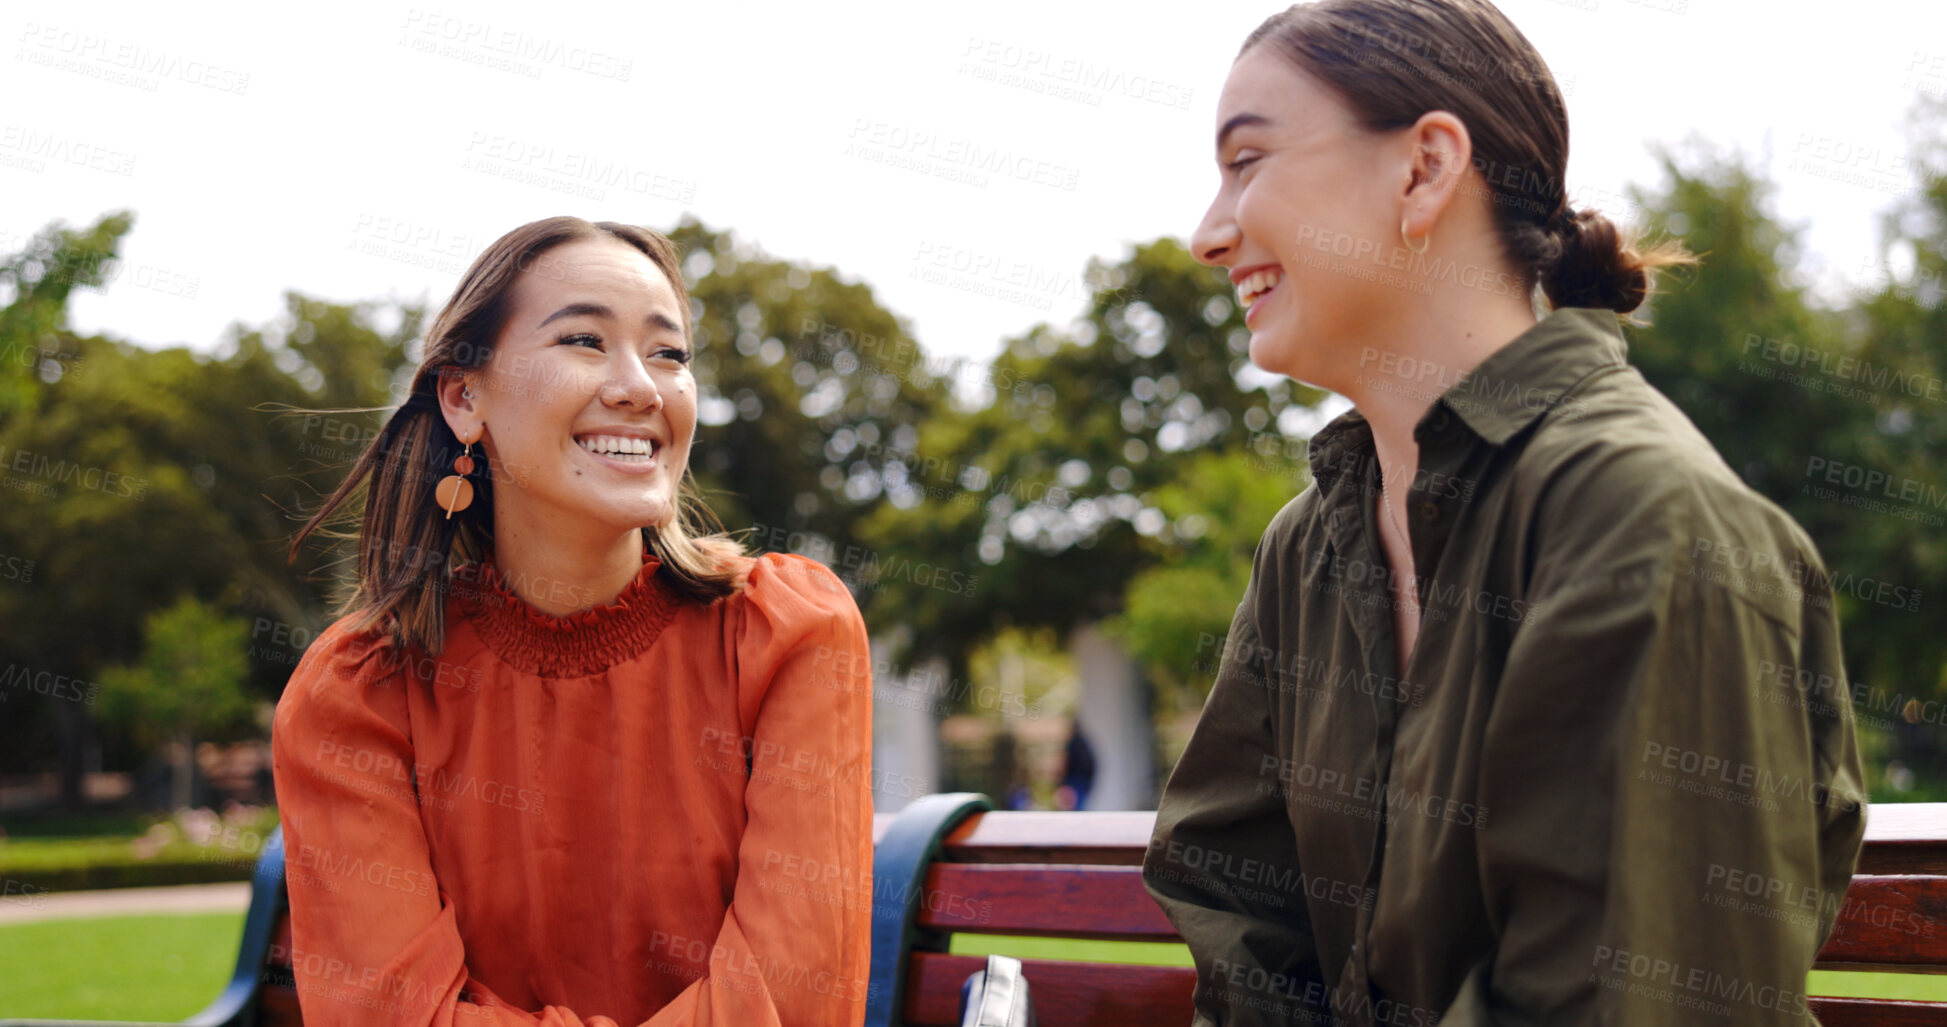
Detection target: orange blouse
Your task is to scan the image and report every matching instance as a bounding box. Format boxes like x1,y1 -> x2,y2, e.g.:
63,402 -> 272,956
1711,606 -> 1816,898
270,552 -> 874,1026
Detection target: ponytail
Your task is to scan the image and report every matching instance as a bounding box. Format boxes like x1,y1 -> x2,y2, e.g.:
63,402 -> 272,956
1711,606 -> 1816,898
1538,206 -> 1693,317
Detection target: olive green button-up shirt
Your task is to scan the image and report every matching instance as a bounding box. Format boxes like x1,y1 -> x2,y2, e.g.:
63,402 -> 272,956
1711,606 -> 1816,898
1142,307 -> 1867,1026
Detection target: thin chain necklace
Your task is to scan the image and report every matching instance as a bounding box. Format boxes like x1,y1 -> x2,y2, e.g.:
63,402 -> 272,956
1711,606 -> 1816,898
1378,467 -> 1422,618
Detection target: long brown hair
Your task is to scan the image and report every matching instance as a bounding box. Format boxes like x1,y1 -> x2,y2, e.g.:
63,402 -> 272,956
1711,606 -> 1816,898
1243,0 -> 1691,314
291,217 -> 748,656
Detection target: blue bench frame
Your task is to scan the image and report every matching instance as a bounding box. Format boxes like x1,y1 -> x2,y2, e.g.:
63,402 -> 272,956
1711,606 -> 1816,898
866,792 -> 992,1027
0,793 -> 995,1027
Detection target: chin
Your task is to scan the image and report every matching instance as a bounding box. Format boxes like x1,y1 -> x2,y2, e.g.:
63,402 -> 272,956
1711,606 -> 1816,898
625,496 -> 678,532
1248,329 -> 1303,381
552,494 -> 674,537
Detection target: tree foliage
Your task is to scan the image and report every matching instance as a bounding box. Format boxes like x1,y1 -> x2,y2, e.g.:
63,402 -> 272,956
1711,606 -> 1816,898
1623,131 -> 1947,773
6,112 -> 1947,800
857,238 -> 1328,671
96,596 -> 256,807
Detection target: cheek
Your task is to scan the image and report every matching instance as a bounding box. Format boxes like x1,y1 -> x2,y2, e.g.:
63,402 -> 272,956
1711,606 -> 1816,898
1235,181 -> 1312,267
667,372 -> 697,415
1233,182 -> 1275,238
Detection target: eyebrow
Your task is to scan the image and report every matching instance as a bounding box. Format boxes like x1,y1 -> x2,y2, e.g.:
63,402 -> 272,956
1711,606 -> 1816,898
536,302 -> 683,336
1216,112 -> 1272,152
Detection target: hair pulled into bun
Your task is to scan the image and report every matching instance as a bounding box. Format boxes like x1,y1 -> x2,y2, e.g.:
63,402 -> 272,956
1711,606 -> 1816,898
1541,206 -> 1649,314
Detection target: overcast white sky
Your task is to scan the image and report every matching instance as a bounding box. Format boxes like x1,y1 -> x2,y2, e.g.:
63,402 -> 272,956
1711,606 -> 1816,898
6,0 -> 1942,369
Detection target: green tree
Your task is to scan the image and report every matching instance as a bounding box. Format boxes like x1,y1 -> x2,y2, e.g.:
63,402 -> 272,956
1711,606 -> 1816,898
0,212 -> 141,806
0,211 -> 130,414
0,211 -> 420,804
1108,449 -> 1299,714
1623,130 -> 1947,788
667,218 -> 951,571
96,597 -> 256,810
858,238 -> 1325,677
1841,102 -> 1947,711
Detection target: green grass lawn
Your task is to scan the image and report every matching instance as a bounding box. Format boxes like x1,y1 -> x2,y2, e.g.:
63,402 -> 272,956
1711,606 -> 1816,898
1807,971 -> 1947,1002
2,916 -> 1943,1019
0,914 -> 241,1020
950,934 -> 1947,1003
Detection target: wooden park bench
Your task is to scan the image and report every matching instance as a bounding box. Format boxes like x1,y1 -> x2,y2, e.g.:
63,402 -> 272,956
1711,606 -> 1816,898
4,795 -> 1946,1026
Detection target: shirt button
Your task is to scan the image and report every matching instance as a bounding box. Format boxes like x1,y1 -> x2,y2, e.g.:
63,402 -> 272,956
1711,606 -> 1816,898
1429,408 -> 1452,432
1417,501 -> 1440,521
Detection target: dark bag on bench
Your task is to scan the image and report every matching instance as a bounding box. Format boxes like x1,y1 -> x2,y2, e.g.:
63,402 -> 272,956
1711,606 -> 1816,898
959,954 -> 1037,1027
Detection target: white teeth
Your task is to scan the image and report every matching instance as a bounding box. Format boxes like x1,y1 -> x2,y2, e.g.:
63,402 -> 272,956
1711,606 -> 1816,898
576,435 -> 656,459
1235,269 -> 1284,306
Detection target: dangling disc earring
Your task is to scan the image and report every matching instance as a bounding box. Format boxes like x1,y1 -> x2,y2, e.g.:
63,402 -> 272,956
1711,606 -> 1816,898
436,439 -> 476,519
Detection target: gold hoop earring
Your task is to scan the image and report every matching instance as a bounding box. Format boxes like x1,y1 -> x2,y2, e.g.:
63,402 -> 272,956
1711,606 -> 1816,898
1401,218 -> 1430,256
437,438 -> 477,519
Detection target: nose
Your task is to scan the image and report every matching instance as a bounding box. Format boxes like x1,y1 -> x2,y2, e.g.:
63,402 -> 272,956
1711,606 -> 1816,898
599,351 -> 663,412
1191,189 -> 1240,268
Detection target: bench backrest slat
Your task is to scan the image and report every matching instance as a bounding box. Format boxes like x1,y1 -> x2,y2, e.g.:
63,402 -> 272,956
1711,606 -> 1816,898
1815,875 -> 1947,969
916,864 -> 1177,940
938,811 -> 1152,865
1854,805 -> 1947,876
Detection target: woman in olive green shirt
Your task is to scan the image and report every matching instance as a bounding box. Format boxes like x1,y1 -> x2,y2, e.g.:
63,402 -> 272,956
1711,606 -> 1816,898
1141,2 -> 1866,1024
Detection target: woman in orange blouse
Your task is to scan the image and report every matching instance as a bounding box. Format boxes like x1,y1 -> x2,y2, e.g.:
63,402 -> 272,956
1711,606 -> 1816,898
273,216 -> 874,1026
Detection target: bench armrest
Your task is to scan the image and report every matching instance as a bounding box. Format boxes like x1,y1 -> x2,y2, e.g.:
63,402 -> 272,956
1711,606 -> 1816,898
866,793 -> 993,1027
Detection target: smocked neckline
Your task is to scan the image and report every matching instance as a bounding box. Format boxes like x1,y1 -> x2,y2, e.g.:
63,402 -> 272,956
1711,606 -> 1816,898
454,552 -> 679,677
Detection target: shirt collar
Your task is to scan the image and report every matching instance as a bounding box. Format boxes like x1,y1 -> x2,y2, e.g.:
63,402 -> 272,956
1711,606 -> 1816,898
1435,307 -> 1630,446
1308,306 -> 1630,480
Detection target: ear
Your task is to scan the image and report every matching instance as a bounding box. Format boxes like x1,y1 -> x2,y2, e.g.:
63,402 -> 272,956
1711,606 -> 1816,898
1397,110 -> 1472,241
435,367 -> 483,444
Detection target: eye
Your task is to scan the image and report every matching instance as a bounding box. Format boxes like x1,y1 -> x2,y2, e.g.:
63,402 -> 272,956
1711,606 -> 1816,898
558,332 -> 602,350
1226,154 -> 1260,174
655,346 -> 693,366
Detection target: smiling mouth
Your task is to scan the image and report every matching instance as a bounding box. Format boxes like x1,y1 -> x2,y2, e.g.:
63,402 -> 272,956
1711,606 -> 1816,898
1236,268 -> 1284,307
574,435 -> 660,462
